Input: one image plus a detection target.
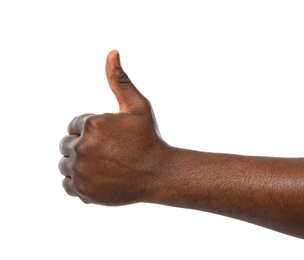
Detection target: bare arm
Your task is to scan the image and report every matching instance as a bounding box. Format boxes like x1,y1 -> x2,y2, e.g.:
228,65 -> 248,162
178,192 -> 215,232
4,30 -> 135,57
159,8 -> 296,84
150,148 -> 304,238
59,50 -> 304,239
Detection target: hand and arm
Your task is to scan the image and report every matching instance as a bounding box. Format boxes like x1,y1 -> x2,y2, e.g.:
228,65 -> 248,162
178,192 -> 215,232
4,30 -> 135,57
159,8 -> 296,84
59,50 -> 304,239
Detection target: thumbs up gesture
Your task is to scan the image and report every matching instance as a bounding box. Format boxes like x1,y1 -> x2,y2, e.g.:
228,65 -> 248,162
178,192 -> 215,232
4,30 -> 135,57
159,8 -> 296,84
59,50 -> 170,205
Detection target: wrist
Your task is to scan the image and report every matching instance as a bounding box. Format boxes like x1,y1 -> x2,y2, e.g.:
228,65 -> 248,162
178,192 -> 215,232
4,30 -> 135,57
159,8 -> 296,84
144,146 -> 190,205
140,144 -> 178,204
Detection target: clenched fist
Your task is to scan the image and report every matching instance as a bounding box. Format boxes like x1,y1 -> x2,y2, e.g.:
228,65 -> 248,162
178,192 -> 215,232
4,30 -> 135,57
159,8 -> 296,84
58,50 -> 171,205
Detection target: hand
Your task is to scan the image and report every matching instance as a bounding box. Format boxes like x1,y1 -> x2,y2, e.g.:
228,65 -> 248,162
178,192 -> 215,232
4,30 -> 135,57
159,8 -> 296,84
58,50 -> 170,205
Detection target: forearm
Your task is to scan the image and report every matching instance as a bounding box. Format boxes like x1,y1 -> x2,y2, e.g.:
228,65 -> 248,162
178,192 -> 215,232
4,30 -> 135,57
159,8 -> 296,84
149,147 -> 304,239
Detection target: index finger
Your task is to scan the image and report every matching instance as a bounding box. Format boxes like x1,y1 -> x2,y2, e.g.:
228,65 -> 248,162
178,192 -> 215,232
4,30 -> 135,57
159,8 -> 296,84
67,113 -> 95,135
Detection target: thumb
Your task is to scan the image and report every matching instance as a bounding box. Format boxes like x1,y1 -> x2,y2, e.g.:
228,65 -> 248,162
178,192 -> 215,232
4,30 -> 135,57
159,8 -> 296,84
106,50 -> 149,114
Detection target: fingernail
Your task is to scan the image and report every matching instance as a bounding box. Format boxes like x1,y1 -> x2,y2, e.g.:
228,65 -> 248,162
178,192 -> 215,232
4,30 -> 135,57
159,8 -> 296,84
114,50 -> 121,68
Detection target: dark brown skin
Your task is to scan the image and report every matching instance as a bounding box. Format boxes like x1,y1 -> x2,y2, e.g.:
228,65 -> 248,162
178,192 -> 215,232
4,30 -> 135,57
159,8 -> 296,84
59,50 -> 304,239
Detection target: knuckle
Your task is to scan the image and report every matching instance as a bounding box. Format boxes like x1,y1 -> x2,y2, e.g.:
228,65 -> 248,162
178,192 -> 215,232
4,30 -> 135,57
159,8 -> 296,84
62,178 -> 69,190
59,135 -> 67,147
73,137 -> 97,156
79,197 -> 91,204
70,159 -> 85,176
67,116 -> 78,133
117,71 -> 131,85
141,96 -> 152,112
59,135 -> 69,154
74,140 -> 88,155
70,166 -> 93,198
84,115 -> 98,130
73,180 -> 91,198
112,68 -> 131,85
62,178 -> 76,197
62,178 -> 69,191
58,157 -> 68,175
101,113 -> 114,119
68,113 -> 95,134
83,114 -> 108,133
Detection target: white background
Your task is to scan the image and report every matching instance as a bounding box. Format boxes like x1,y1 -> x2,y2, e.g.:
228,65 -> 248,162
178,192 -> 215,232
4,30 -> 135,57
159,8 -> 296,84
0,0 -> 303,259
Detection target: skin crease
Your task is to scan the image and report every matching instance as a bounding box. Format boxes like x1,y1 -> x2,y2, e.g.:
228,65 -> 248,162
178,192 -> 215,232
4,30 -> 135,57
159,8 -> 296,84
59,50 -> 304,239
